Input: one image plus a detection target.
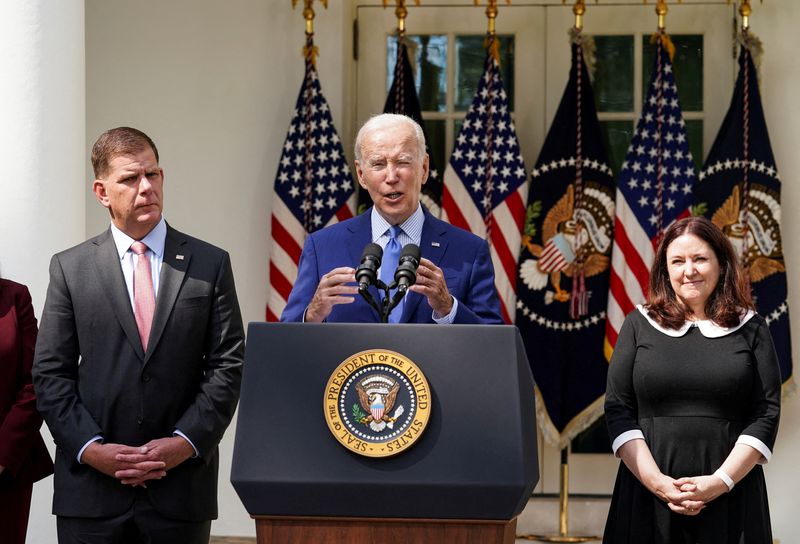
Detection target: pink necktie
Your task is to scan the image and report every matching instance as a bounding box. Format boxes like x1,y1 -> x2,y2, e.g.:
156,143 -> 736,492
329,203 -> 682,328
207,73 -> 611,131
131,241 -> 155,351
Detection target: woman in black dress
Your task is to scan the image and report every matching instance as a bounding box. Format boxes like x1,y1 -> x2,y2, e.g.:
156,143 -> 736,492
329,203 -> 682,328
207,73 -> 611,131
604,216 -> 781,543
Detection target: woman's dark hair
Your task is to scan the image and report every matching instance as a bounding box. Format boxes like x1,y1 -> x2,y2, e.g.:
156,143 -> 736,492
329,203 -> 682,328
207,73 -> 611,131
646,216 -> 754,328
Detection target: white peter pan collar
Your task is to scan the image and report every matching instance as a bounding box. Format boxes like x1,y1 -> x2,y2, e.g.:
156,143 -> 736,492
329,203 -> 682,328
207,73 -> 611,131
637,305 -> 756,338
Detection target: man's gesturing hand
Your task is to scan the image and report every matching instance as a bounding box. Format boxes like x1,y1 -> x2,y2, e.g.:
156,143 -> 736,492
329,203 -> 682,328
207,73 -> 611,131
305,267 -> 358,322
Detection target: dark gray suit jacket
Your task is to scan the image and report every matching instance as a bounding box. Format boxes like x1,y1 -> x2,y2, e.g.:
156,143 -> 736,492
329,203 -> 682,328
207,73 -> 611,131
32,224 -> 245,521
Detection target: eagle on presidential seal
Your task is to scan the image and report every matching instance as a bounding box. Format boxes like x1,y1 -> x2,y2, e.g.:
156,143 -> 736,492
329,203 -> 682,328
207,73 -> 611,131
355,374 -> 405,432
519,182 -> 614,304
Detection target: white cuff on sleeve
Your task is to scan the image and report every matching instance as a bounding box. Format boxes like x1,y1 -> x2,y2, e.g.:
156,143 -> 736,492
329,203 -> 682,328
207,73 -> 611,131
611,430 -> 645,457
736,434 -> 772,464
714,468 -> 735,491
432,296 -> 458,324
77,435 -> 104,463
174,430 -> 200,458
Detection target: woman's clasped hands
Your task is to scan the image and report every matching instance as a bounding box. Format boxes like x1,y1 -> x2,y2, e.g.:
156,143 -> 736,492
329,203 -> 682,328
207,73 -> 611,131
654,473 -> 729,516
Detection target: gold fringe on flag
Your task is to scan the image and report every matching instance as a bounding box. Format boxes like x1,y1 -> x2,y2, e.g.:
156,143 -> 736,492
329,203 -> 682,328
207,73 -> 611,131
302,43 -> 320,67
736,0 -> 764,73
650,31 -> 676,62
569,27 -> 597,82
484,35 -> 501,63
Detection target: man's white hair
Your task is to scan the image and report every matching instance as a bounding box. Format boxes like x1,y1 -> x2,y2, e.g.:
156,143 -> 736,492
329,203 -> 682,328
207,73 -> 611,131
354,113 -> 426,162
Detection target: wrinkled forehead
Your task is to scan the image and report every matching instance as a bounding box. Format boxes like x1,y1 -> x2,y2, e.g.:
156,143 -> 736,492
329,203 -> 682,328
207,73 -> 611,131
361,129 -> 418,159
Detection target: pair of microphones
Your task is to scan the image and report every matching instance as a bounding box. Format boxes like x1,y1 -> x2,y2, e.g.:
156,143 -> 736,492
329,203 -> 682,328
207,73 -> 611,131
355,242 -> 421,323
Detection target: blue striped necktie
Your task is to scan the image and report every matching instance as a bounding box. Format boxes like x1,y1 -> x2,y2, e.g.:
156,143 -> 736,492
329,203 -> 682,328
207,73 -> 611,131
380,226 -> 403,323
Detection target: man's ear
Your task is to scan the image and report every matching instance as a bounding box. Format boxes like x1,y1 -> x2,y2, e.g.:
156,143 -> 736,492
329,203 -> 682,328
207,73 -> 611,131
92,180 -> 111,209
355,160 -> 368,190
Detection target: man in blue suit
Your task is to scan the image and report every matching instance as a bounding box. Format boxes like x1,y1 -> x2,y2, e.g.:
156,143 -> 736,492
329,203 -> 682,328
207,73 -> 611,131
281,114 -> 503,325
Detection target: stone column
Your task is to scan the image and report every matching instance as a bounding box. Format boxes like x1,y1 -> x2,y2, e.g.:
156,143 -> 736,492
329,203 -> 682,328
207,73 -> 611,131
0,1 -> 86,311
0,3 -> 84,543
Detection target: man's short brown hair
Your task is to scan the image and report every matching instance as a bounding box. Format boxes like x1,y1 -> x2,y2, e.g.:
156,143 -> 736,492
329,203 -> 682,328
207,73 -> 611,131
91,127 -> 159,178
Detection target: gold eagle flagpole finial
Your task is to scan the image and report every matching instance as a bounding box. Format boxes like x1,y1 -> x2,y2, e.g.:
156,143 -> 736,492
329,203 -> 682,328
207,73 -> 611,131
383,0 -> 421,38
292,0 -> 327,65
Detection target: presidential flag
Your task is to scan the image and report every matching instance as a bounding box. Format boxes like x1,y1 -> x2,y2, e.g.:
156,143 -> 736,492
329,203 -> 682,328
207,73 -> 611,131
605,34 -> 697,357
695,41 -> 792,384
442,38 -> 528,324
516,37 -> 615,446
358,38 -> 442,215
267,44 -> 356,322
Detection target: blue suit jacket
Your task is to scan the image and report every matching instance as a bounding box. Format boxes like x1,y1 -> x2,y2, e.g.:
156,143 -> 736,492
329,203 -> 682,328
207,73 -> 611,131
281,208 -> 503,324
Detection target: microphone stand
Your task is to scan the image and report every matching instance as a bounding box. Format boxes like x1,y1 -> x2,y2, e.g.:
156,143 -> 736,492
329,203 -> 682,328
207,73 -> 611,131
380,280 -> 410,323
357,279 -> 405,323
380,281 -> 395,323
359,280 -> 386,320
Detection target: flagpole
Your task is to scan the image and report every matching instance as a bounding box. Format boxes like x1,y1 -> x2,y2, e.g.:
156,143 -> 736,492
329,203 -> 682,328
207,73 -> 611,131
293,0 -> 326,231
518,448 -> 598,543
656,1 -> 667,31
739,0 -> 751,31
737,0 -> 755,277
516,3 -> 598,537
384,0 -> 420,38
291,0 -> 328,37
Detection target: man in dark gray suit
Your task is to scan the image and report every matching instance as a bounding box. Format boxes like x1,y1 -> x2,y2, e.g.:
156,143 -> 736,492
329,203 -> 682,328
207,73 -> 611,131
33,127 -> 245,543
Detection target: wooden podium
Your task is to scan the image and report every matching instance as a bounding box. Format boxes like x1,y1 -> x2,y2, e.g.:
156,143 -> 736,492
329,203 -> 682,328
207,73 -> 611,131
231,323 -> 538,544
254,516 -> 517,544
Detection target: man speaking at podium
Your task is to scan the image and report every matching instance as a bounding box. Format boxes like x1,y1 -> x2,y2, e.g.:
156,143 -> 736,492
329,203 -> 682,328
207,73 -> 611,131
281,114 -> 503,325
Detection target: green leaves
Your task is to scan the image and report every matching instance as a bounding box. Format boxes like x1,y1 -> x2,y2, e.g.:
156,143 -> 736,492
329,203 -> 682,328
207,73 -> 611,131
352,403 -> 368,421
524,201 -> 543,238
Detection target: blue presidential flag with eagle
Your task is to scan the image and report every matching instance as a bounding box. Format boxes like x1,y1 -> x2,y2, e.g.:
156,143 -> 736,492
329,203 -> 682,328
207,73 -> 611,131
694,39 -> 792,386
516,36 -> 615,446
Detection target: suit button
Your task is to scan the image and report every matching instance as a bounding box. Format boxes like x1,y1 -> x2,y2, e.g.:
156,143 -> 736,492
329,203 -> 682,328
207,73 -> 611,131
142,374 -> 150,382
137,417 -> 143,425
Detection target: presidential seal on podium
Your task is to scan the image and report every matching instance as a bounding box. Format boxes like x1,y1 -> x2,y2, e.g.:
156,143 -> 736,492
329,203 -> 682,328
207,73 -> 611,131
323,349 -> 431,457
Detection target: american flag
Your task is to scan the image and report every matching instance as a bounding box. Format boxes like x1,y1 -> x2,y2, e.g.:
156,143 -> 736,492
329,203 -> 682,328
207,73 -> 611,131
695,41 -> 792,384
605,36 -> 697,356
266,52 -> 356,322
442,44 -> 528,324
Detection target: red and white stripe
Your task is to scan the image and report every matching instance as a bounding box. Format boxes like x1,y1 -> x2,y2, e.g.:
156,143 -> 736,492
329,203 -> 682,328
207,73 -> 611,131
267,195 -> 355,322
539,240 -> 570,273
442,168 -> 527,325
604,193 -> 655,351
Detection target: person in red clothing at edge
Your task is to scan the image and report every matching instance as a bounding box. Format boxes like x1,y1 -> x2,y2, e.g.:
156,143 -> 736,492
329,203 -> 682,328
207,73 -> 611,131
0,276 -> 54,544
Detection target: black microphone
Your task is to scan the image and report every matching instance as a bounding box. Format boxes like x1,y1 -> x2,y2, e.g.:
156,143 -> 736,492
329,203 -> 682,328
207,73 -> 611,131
355,243 -> 383,292
394,243 -> 421,293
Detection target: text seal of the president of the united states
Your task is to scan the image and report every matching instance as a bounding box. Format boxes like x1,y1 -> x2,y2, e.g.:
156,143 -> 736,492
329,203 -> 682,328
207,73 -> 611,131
324,349 -> 431,457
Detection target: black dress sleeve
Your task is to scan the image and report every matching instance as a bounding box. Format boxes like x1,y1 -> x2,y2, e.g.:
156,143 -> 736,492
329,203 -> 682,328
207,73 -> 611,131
605,312 -> 642,445
739,315 -> 781,455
